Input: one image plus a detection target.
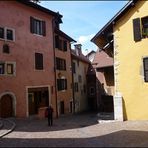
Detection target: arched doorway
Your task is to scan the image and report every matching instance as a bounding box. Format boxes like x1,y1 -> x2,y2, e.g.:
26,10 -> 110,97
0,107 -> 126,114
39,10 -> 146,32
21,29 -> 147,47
0,94 -> 13,118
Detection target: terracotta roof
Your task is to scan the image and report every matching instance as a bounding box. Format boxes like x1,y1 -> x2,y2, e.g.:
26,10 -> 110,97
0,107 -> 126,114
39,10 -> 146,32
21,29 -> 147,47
55,29 -> 76,42
92,50 -> 113,69
86,50 -> 96,56
71,50 -> 90,64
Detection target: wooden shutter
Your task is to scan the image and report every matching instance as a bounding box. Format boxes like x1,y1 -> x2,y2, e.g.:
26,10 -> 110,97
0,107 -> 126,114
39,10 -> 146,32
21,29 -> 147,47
65,79 -> 67,90
42,21 -> 46,36
64,60 -> 66,70
143,58 -> 148,82
133,18 -> 141,42
35,53 -> 43,70
55,35 -> 59,48
30,17 -> 34,33
57,79 -> 61,91
63,41 -> 67,51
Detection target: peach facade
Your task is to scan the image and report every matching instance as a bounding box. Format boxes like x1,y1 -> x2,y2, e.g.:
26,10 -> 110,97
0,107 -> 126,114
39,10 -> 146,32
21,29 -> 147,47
55,35 -> 73,115
0,1 -> 56,118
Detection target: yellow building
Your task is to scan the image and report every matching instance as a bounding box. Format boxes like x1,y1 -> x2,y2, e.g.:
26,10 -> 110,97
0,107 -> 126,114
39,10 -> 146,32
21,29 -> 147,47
92,0 -> 148,120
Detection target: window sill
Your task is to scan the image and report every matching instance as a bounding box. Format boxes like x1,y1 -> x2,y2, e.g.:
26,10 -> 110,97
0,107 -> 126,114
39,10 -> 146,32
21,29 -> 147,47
32,33 -> 44,37
0,38 -> 15,42
0,74 -> 16,77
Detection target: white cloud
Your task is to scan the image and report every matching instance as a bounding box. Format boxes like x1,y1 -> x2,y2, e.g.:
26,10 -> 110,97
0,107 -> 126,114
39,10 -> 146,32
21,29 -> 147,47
78,34 -> 95,44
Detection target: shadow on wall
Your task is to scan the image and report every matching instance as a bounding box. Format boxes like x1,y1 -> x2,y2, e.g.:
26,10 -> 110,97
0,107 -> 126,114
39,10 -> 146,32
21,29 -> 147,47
96,79 -> 114,113
1,130 -> 148,147
122,98 -> 128,121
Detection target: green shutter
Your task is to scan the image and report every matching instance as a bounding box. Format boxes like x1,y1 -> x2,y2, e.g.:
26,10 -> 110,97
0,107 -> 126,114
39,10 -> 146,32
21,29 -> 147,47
133,18 -> 141,42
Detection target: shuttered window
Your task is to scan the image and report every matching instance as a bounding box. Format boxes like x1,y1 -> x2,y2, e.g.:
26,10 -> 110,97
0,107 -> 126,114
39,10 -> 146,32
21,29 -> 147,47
72,62 -> 76,73
57,79 -> 67,91
0,27 -> 4,39
142,16 -> 148,38
30,17 -> 46,36
54,35 -> 68,52
133,18 -> 141,42
143,58 -> 148,82
56,57 -> 66,70
35,53 -> 43,70
55,35 -> 59,49
63,40 -> 67,51
74,82 -> 78,92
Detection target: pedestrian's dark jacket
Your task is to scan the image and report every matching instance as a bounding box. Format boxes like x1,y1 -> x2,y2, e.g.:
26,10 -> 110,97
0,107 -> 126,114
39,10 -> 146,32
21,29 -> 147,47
47,106 -> 53,117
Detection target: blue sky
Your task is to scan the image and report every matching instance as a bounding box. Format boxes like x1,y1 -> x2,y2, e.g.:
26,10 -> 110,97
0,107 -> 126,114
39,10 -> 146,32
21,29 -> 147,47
40,1 -> 128,55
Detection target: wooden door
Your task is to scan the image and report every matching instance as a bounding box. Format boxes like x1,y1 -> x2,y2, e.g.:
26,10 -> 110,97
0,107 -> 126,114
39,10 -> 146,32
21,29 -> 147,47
60,101 -> 64,114
0,95 -> 13,118
28,93 -> 36,115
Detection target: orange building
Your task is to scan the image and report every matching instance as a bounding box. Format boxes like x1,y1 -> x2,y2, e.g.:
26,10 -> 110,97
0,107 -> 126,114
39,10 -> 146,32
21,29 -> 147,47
54,29 -> 75,116
0,1 -> 75,118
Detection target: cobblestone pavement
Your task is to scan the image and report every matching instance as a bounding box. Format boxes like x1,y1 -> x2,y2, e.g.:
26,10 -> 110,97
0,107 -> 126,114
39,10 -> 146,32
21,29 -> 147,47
1,112 -> 148,147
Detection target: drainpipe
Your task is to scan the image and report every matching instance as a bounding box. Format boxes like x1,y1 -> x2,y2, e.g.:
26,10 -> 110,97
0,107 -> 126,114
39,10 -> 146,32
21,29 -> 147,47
70,51 -> 75,114
52,18 -> 58,118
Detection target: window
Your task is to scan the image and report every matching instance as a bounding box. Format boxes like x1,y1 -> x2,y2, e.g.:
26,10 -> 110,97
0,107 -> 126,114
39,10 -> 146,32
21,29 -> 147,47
72,62 -> 76,73
133,16 -> 148,42
143,57 -> 148,82
30,17 -> 46,36
7,29 -> 13,40
90,87 -> 95,95
55,35 -> 59,49
0,27 -> 4,39
56,57 -> 66,70
78,75 -> 82,83
0,63 -> 5,74
63,40 -> 67,51
54,35 -> 68,52
0,27 -> 14,41
83,84 -> 86,93
3,44 -> 10,54
74,82 -> 78,92
0,62 -> 15,75
142,16 -> 148,38
57,79 -> 67,91
35,53 -> 43,70
7,64 -> 13,74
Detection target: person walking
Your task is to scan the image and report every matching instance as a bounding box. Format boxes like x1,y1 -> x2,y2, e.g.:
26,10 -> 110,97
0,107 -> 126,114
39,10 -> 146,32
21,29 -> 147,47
45,105 -> 53,126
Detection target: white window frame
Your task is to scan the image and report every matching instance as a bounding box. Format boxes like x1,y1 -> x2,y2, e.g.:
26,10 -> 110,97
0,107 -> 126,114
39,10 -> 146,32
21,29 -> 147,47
0,61 -> 16,76
0,27 -> 15,42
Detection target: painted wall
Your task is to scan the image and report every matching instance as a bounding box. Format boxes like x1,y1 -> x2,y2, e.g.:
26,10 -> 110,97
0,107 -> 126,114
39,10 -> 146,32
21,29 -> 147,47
73,59 -> 89,113
0,1 -> 56,117
114,1 -> 148,120
55,38 -> 73,115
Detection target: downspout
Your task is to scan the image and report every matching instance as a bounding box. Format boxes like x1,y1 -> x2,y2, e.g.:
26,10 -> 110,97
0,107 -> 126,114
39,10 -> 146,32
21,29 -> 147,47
52,17 -> 58,118
70,51 -> 75,114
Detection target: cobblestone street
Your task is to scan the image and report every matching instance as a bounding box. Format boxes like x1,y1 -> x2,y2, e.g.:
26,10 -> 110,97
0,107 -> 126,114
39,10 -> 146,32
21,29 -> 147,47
1,112 -> 148,147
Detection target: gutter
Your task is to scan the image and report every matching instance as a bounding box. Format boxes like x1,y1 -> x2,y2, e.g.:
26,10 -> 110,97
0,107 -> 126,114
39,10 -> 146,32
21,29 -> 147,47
52,18 -> 58,118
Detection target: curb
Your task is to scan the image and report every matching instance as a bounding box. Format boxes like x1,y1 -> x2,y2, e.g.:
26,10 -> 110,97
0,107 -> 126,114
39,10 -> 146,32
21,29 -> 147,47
0,119 -> 3,129
0,119 -> 16,138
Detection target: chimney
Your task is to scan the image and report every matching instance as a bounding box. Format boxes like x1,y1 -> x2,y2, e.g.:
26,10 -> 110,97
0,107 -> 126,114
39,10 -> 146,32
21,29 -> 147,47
74,44 -> 82,56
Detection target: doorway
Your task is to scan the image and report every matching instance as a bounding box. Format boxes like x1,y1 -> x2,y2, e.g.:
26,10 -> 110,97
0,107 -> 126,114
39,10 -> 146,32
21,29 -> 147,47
0,94 -> 13,118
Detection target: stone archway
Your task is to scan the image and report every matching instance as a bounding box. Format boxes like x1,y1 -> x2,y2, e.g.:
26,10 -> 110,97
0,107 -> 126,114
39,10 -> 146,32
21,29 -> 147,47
0,92 -> 16,118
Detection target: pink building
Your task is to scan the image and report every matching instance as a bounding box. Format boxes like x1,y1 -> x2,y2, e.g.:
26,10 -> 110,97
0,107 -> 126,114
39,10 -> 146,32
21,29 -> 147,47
0,1 -> 63,118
